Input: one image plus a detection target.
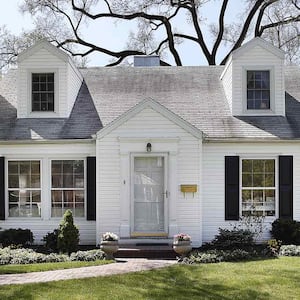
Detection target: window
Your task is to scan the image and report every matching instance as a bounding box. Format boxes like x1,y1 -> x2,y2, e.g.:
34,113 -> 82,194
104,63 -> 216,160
241,159 -> 275,217
51,160 -> 85,218
32,73 -> 54,112
247,70 -> 270,109
8,161 -> 41,217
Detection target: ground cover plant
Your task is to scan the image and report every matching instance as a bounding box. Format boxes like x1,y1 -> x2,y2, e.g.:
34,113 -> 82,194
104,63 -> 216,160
0,247 -> 105,266
0,257 -> 299,300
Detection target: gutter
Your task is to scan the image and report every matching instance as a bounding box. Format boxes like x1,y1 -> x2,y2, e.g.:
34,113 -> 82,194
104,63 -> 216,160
204,137 -> 300,143
0,138 -> 96,145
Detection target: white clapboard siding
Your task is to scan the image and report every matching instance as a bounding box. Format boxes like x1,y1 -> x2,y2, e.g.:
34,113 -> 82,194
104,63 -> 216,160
202,142 -> 300,244
0,141 -> 97,245
97,107 -> 202,245
17,46 -> 82,118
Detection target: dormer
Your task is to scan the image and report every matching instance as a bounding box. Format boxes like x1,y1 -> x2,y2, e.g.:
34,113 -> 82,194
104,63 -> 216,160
221,37 -> 285,116
17,40 -> 83,118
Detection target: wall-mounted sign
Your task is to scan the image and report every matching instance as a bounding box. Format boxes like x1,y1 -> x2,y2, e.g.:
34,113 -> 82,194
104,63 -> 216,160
180,185 -> 198,193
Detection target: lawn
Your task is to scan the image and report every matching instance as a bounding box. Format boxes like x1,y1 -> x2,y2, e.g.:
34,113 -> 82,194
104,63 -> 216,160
0,257 -> 299,300
0,260 -> 111,274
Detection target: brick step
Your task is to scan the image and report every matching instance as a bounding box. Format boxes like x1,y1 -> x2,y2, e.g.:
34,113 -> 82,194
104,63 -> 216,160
115,245 -> 177,259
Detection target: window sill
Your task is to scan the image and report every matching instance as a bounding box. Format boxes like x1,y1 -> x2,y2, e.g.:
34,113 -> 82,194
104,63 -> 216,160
28,111 -> 60,118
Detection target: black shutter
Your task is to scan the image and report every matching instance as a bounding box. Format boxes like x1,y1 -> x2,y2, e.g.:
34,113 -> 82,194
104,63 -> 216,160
279,156 -> 293,219
86,157 -> 96,221
225,156 -> 240,220
0,157 -> 5,220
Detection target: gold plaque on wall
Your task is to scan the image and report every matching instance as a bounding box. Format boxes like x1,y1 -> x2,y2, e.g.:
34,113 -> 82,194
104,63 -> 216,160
180,185 -> 198,193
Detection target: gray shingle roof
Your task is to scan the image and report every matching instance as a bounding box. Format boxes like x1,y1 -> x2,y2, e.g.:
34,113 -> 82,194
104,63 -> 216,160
0,65 -> 300,141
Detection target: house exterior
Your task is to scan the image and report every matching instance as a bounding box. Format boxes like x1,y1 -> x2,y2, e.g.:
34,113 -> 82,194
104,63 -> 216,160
0,38 -> 299,247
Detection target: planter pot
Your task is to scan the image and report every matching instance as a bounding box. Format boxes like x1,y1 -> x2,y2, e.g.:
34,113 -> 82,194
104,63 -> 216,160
100,240 -> 119,260
173,241 -> 192,258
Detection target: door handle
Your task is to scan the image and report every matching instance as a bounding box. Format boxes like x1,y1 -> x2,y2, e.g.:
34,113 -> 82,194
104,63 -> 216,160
162,190 -> 169,198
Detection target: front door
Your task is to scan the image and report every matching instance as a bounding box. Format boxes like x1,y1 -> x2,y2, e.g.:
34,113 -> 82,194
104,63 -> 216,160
132,156 -> 166,235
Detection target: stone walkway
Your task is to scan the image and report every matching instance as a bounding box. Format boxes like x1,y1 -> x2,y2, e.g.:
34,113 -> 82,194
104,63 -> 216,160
0,259 -> 177,286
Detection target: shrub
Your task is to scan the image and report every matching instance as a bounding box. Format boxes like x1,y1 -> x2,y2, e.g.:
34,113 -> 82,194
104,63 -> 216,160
183,248 -> 254,264
204,228 -> 255,250
0,228 -> 34,247
279,245 -> 300,256
267,239 -> 282,257
271,219 -> 300,245
42,229 -> 59,253
0,247 -> 104,265
57,210 -> 80,254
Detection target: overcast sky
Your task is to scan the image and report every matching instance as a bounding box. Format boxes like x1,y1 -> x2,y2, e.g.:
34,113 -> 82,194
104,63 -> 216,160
0,0 -> 244,66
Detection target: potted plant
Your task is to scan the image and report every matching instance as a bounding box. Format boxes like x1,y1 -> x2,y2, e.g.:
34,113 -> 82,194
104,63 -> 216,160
100,232 -> 119,260
173,233 -> 192,259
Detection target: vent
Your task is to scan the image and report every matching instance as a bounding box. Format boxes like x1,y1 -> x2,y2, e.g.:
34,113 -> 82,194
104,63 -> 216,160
134,55 -> 160,67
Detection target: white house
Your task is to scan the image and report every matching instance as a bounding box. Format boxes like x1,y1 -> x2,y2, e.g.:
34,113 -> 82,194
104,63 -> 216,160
0,38 -> 299,247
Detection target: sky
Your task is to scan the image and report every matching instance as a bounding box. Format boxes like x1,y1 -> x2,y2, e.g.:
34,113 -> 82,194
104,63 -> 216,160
0,0 -> 244,67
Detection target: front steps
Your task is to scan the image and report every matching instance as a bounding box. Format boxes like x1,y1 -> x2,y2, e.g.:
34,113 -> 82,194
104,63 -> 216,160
115,243 -> 177,259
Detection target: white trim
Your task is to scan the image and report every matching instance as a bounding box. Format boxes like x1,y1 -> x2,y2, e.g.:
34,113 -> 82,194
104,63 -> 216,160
27,69 -> 59,117
96,98 -> 203,140
242,66 -> 275,115
6,159 -> 42,220
130,153 -> 169,235
49,158 -> 86,220
232,37 -> 285,60
18,40 -> 70,63
239,156 -> 278,219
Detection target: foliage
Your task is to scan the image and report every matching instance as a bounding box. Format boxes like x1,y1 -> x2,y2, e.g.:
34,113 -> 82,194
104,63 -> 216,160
267,239 -> 282,257
232,213 -> 266,242
70,249 -> 105,261
204,228 -> 255,250
270,218 -> 300,245
42,229 -> 59,253
57,210 -> 80,254
173,233 -> 191,242
1,0 -> 300,70
0,247 -> 104,265
1,258 -> 300,299
101,232 -> 119,242
183,248 -> 255,264
279,245 -> 300,256
0,228 -> 34,247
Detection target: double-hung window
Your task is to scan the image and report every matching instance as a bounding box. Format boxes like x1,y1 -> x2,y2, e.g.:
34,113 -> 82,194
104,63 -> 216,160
247,70 -> 270,110
8,161 -> 41,217
241,159 -> 276,217
51,160 -> 85,218
32,73 -> 54,112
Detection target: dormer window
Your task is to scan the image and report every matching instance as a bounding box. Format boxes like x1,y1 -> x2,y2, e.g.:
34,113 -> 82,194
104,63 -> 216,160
247,70 -> 270,110
32,73 -> 55,112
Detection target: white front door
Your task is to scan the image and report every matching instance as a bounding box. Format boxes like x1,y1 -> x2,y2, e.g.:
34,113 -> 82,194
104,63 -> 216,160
132,156 -> 166,235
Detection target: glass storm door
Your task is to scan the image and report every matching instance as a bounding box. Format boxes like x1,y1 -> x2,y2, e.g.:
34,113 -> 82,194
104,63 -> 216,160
133,156 -> 165,233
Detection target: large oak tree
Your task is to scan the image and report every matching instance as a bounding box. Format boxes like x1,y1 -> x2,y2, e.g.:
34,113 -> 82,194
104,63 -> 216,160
0,0 -> 299,70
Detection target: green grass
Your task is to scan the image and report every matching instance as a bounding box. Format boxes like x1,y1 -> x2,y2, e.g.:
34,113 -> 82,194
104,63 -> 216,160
0,260 -> 112,274
0,257 -> 299,299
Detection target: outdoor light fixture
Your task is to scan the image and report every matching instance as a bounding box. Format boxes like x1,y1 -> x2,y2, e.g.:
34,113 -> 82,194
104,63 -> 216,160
146,142 -> 152,152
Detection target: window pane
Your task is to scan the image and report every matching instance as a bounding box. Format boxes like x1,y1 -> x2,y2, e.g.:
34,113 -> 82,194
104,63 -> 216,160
253,160 -> 264,172
242,160 -> 252,172
264,173 -> 275,187
8,175 -> 19,188
9,204 -> 19,217
9,191 -> 19,202
51,160 -> 85,218
253,174 -> 264,187
242,174 -> 252,187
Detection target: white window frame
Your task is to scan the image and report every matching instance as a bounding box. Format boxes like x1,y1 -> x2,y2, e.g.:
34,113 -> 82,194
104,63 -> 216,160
240,156 -> 278,219
6,159 -> 42,218
50,159 -> 86,219
27,68 -> 59,118
242,66 -> 275,115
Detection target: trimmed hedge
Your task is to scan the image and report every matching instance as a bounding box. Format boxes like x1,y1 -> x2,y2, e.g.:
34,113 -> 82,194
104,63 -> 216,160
0,247 -> 105,265
0,228 -> 34,247
271,219 -> 300,245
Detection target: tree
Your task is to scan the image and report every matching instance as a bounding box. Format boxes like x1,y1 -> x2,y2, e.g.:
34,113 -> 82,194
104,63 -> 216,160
57,209 -> 80,255
1,0 -> 300,70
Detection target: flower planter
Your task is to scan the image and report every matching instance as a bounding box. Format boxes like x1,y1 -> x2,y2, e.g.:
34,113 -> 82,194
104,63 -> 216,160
173,241 -> 192,258
100,240 -> 119,260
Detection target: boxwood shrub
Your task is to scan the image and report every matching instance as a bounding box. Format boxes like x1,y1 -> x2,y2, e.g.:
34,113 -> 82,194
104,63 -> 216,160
271,219 -> 300,245
0,228 -> 34,247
